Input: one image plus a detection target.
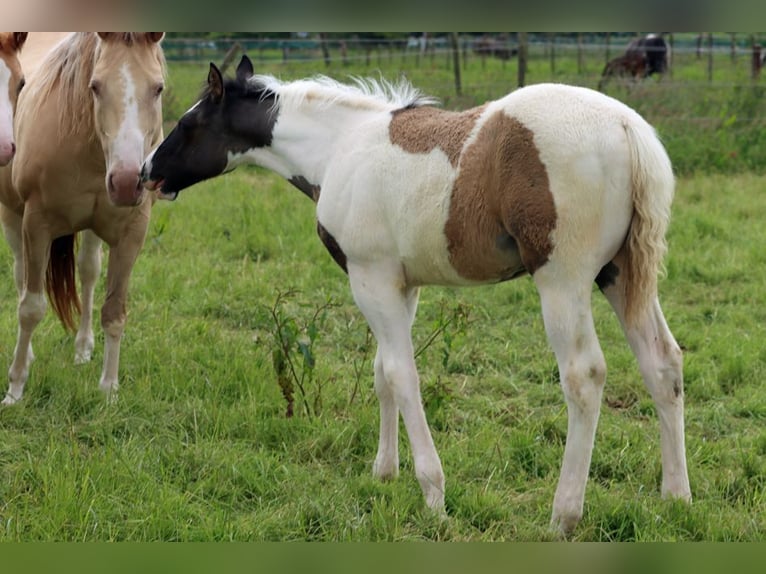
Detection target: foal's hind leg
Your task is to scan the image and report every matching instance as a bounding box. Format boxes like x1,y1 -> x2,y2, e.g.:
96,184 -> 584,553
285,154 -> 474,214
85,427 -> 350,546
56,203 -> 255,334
599,253 -> 691,501
74,230 -> 102,364
349,261 -> 444,511
534,265 -> 607,536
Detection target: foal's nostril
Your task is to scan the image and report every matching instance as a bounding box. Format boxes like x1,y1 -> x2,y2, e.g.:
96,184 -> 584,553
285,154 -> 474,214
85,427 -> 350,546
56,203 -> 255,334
10,142 -> 15,155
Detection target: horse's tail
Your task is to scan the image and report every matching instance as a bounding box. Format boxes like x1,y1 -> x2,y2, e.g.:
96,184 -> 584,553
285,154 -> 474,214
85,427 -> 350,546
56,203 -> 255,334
620,116 -> 675,326
46,233 -> 81,332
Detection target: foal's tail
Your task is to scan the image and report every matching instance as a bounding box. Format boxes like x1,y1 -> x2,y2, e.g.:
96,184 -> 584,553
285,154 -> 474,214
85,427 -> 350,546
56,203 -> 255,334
46,233 -> 81,332
620,117 -> 675,326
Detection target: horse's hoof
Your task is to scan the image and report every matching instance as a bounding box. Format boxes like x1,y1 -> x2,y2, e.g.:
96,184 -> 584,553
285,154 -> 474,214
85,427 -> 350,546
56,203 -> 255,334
1,392 -> 20,406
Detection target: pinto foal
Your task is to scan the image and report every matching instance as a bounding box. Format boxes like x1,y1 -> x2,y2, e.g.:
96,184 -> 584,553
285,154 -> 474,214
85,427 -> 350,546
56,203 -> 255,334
143,56 -> 691,535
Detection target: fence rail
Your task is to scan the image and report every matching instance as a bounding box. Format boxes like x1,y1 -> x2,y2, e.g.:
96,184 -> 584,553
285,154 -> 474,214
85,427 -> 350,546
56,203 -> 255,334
162,33 -> 766,92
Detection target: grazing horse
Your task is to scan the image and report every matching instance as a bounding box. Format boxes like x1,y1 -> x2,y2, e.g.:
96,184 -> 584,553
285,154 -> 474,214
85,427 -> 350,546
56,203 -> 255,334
0,32 -> 28,165
599,33 -> 668,91
142,56 -> 691,535
0,32 -> 165,405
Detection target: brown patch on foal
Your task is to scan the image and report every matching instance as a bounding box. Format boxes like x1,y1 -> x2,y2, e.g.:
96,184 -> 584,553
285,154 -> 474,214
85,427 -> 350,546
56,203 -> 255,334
445,111 -> 557,280
389,104 -> 487,167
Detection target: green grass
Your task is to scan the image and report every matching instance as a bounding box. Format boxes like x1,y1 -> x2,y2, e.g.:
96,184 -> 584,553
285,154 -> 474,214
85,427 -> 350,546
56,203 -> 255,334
0,54 -> 764,540
0,168 -> 764,541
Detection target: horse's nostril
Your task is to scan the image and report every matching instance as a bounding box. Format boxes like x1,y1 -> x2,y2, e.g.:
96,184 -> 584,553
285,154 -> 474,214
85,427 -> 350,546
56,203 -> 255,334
10,142 -> 15,154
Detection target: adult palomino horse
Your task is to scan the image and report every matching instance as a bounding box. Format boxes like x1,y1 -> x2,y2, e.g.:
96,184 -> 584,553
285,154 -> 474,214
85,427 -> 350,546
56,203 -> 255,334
0,33 -> 28,165
0,32 -> 165,405
142,56 -> 691,535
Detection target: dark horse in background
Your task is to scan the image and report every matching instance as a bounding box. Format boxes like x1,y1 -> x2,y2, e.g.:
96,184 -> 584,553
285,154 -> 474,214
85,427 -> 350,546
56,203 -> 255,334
599,34 -> 668,91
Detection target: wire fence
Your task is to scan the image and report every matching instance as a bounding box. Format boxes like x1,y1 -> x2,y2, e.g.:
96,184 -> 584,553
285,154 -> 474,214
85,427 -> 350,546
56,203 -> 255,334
161,33 -> 766,174
162,33 -> 766,88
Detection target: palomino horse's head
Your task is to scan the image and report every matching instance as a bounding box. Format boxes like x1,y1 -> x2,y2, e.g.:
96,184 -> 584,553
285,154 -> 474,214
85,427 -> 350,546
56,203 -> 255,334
0,32 -> 28,166
91,32 -> 165,207
143,55 -> 276,200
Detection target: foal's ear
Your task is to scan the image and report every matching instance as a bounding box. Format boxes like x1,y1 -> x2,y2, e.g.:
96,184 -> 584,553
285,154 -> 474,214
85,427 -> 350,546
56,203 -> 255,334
12,33 -> 27,51
236,55 -> 254,83
208,63 -> 224,103
146,32 -> 165,44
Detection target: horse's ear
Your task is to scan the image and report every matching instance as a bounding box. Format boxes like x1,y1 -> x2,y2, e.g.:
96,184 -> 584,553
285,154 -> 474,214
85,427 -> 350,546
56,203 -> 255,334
146,33 -> 164,44
236,55 -> 254,83
12,33 -> 27,51
97,32 -> 113,41
208,63 -> 224,103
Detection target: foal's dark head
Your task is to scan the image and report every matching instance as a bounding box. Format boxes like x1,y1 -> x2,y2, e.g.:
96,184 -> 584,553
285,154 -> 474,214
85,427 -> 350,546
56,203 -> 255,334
142,55 -> 276,199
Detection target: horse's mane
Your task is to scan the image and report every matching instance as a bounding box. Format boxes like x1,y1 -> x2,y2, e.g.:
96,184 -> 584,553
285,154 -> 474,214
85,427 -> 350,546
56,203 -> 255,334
223,74 -> 439,113
25,33 -> 166,138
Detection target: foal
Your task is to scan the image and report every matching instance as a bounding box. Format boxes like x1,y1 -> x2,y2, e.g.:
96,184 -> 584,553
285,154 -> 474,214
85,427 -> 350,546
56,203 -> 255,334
143,56 -> 691,535
0,33 -> 165,405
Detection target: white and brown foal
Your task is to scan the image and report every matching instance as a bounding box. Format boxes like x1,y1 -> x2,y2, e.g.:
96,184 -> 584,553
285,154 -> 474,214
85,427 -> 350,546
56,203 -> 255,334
143,56 -> 691,535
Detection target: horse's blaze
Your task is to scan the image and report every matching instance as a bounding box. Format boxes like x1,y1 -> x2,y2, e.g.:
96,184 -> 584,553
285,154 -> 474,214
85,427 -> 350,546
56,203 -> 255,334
389,107 -> 557,281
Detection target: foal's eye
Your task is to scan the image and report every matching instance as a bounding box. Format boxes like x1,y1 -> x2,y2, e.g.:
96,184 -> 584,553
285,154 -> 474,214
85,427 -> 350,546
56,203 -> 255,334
89,80 -> 101,96
154,83 -> 164,97
16,77 -> 25,95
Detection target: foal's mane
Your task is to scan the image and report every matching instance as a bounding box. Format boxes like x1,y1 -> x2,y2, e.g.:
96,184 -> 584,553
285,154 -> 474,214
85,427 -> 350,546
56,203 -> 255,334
213,73 -> 439,113
27,33 -> 166,138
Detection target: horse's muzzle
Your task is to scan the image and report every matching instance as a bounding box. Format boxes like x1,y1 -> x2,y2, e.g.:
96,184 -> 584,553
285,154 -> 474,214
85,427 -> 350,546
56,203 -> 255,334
107,168 -> 145,207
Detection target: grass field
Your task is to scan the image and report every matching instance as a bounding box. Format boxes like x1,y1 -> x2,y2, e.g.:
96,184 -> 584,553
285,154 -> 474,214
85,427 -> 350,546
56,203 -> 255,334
0,51 -> 764,541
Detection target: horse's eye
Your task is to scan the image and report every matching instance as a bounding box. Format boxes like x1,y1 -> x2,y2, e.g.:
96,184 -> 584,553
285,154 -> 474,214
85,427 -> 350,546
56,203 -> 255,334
89,80 -> 101,96
155,83 -> 164,96
17,77 -> 25,95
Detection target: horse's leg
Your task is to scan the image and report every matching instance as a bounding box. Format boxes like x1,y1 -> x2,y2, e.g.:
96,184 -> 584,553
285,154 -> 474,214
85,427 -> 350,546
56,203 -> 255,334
0,206 -> 34,367
348,261 -> 444,510
372,286 -> 419,481
599,252 -> 691,502
74,229 -> 102,364
534,265 -> 607,536
98,218 -> 148,397
2,210 -> 50,405
1,206 -> 25,299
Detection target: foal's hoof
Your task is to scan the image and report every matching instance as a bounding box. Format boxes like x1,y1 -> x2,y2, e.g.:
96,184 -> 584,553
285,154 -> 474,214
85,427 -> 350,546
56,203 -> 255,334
549,513 -> 580,540
99,380 -> 119,404
74,338 -> 94,364
1,392 -> 20,406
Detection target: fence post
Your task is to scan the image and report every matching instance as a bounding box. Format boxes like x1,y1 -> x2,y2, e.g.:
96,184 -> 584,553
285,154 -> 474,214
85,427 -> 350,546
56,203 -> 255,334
517,32 -> 528,87
318,33 -> 330,68
451,32 -> 462,96
752,44 -> 762,80
707,32 -> 714,82
668,33 -> 674,78
219,42 -> 242,74
577,33 -> 584,73
549,32 -> 556,74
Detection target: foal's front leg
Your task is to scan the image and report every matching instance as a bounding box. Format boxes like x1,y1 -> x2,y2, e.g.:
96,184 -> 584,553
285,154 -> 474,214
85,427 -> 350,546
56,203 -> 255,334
348,261 -> 444,511
372,287 -> 419,481
74,230 -> 102,364
0,206 -> 34,369
3,211 -> 51,405
98,218 -> 149,396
